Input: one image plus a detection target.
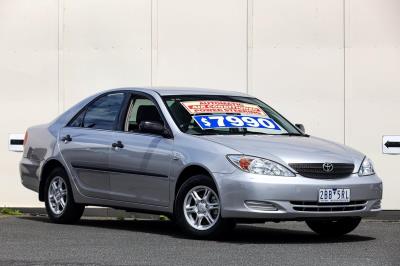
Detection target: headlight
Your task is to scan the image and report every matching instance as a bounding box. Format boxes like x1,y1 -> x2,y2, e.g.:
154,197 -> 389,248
227,155 -> 295,176
358,157 -> 375,176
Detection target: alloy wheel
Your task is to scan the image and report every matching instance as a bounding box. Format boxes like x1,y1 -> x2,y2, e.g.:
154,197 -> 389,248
183,185 -> 220,231
48,176 -> 68,215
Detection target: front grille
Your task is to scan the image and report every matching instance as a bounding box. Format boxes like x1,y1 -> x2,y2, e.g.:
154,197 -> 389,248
289,163 -> 355,179
290,200 -> 367,212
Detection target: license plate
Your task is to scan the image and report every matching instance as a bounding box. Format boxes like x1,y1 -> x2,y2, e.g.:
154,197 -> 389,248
318,188 -> 350,203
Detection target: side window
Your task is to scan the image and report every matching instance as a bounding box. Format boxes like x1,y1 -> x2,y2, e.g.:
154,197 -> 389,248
125,96 -> 163,132
69,111 -> 84,127
71,93 -> 125,130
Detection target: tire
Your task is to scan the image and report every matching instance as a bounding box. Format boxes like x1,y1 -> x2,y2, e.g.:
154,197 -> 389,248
306,217 -> 361,237
44,167 -> 85,224
175,175 -> 235,238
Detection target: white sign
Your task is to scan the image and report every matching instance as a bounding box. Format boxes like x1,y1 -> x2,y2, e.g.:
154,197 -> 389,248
9,133 -> 24,152
382,135 -> 400,154
181,101 -> 267,116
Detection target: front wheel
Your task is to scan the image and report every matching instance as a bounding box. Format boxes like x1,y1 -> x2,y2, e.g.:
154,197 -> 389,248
175,175 -> 235,238
44,168 -> 85,224
306,217 -> 361,237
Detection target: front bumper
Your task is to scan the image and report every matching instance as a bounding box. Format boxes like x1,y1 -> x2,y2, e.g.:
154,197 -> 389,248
215,170 -> 382,220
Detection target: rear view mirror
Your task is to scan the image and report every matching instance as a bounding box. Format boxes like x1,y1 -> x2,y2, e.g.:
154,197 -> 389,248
295,123 -> 305,133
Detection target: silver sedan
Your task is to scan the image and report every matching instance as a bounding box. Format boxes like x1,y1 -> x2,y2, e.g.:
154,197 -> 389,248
20,87 -> 382,238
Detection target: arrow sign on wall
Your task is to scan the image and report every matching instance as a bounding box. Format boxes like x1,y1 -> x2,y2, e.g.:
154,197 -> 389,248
385,141 -> 400,148
383,136 -> 400,154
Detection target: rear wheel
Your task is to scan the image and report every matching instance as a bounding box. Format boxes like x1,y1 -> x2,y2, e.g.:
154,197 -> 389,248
44,168 -> 85,224
175,175 -> 235,238
306,217 -> 361,236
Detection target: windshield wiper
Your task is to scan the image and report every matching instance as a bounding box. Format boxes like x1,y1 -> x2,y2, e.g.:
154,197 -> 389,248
279,132 -> 309,137
239,131 -> 275,136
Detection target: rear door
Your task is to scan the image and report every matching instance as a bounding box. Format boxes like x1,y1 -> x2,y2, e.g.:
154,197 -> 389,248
108,93 -> 173,206
59,92 -> 126,199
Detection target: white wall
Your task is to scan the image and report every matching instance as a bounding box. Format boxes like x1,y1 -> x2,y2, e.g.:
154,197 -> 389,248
62,0 -> 152,108
0,0 -> 59,206
154,0 -> 247,91
0,0 -> 399,209
345,0 -> 400,210
250,0 -> 345,143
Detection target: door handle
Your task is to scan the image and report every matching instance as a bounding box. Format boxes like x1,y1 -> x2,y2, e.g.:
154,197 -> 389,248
112,141 -> 124,149
61,134 -> 72,143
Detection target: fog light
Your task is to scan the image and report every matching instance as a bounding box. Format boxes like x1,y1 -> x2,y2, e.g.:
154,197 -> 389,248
245,201 -> 278,211
371,200 -> 381,210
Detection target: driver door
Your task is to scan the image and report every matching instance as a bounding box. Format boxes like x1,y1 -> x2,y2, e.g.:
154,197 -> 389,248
109,93 -> 173,206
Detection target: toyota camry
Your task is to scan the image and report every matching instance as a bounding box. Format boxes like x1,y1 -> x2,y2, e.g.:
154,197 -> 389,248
20,87 -> 382,238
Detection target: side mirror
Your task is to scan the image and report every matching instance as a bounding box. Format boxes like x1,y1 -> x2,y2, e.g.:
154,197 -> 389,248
295,123 -> 305,133
139,121 -> 172,138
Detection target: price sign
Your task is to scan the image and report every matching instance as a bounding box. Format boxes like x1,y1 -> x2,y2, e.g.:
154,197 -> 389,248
181,101 -> 266,116
193,115 -> 281,130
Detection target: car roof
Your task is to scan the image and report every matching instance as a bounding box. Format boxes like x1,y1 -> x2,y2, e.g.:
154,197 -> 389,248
105,87 -> 251,97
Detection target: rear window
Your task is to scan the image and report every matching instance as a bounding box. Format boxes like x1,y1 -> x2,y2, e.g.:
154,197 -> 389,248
69,93 -> 125,130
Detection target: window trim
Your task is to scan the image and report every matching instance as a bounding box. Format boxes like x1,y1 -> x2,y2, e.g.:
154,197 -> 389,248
123,98 -> 135,132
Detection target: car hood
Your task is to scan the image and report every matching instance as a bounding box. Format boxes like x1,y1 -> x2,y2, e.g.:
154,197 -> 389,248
200,134 -> 365,170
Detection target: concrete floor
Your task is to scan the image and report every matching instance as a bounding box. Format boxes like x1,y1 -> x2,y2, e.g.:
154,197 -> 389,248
0,216 -> 399,266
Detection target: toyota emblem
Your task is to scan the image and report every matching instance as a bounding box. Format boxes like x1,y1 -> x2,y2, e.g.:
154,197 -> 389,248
322,163 -> 334,173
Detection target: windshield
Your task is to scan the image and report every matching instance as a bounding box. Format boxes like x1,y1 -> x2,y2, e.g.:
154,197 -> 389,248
162,95 -> 304,136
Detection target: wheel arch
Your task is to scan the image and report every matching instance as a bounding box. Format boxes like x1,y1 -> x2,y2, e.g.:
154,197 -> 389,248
174,164 -> 219,198
39,159 -> 67,201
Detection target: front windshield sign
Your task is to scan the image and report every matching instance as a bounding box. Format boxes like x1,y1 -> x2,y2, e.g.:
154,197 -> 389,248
181,100 -> 282,131
163,95 -> 301,136
181,100 -> 266,116
193,114 -> 281,130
